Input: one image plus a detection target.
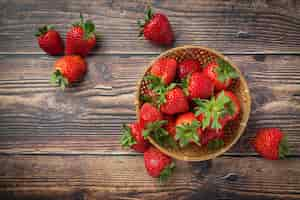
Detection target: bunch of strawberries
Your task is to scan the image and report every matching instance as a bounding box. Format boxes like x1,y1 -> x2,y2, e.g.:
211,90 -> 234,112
35,14 -> 96,89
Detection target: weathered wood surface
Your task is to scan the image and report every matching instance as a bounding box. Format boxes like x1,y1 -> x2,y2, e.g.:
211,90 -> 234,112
0,54 -> 299,155
0,155 -> 299,200
0,0 -> 300,54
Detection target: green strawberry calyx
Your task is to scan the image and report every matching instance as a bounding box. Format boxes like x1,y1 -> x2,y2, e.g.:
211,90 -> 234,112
279,135 -> 289,159
194,91 -> 235,129
137,6 -> 154,37
175,120 -> 201,147
143,120 -> 177,148
207,138 -> 225,150
120,124 -> 137,148
180,74 -> 190,96
214,58 -> 239,83
50,70 -> 69,90
159,161 -> 175,183
73,13 -> 96,39
143,74 -> 176,108
35,25 -> 54,37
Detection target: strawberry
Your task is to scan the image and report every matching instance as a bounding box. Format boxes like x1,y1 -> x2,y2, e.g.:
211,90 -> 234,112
138,7 -> 174,46
201,128 -> 225,150
65,14 -> 96,57
253,128 -> 289,160
182,72 -> 214,99
35,25 -> 63,56
175,112 -> 202,147
150,58 -> 177,85
139,103 -> 163,128
178,59 -> 201,79
51,55 -> 87,89
121,122 -> 150,153
194,90 -> 238,130
144,147 -> 175,182
203,58 -> 239,91
160,87 -> 189,115
164,115 -> 176,139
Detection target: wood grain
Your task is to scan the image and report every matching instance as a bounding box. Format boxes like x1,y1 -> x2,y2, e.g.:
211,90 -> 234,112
0,155 -> 299,200
0,0 -> 299,54
0,54 -> 299,155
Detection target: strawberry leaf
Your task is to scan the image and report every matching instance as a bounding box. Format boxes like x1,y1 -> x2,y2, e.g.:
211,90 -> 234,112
175,120 -> 201,147
159,162 -> 175,183
180,75 -> 190,96
120,124 -> 136,148
73,13 -> 96,39
35,25 -> 54,37
208,139 -> 224,150
279,135 -> 289,159
50,70 -> 69,90
215,58 -> 239,83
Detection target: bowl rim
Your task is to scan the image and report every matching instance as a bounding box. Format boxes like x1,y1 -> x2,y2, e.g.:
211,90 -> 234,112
135,45 -> 251,161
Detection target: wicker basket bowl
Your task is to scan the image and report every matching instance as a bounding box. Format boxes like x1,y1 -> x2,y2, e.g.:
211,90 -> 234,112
136,46 -> 251,161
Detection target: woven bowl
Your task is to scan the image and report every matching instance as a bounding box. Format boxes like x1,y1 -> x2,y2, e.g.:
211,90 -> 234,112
136,46 -> 251,161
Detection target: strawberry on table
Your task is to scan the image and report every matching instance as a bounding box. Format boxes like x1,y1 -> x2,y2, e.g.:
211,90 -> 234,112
150,58 -> 177,85
144,147 -> 175,182
51,55 -> 87,89
203,58 -> 239,91
65,13 -> 96,57
138,7 -> 174,46
178,59 -> 201,79
181,72 -> 214,99
120,121 -> 150,153
253,128 -> 289,160
175,112 -> 202,147
35,25 -> 64,56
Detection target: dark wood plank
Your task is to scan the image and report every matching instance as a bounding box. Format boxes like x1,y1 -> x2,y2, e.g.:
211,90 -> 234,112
0,0 -> 299,54
0,54 -> 299,155
0,155 -> 299,200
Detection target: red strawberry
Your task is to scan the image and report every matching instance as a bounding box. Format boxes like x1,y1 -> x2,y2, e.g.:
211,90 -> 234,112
253,128 -> 289,160
194,90 -> 238,130
65,14 -> 96,57
150,58 -> 177,85
144,147 -> 175,182
203,59 -> 239,91
178,59 -> 201,79
160,87 -> 189,115
35,25 -> 63,56
182,72 -> 214,99
121,122 -> 150,153
138,7 -> 174,46
51,55 -> 87,89
164,115 -> 176,139
175,112 -> 202,147
139,103 -> 163,128
201,128 -> 224,149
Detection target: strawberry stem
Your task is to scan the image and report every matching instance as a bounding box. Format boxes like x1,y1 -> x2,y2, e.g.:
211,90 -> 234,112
175,120 -> 201,147
279,135 -> 289,159
159,161 -> 175,183
35,25 -> 54,37
120,124 -> 136,148
50,70 -> 69,90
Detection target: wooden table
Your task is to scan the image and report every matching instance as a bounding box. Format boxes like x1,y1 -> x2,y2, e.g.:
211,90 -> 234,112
0,0 -> 299,199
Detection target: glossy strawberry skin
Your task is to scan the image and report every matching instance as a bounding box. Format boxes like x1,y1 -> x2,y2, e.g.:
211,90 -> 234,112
65,26 -> 96,57
139,103 -> 163,128
201,128 -> 224,145
188,72 -> 214,99
254,128 -> 284,160
218,90 -> 240,122
175,112 -> 202,137
178,59 -> 201,79
144,147 -> 172,177
150,58 -> 177,85
160,87 -> 189,115
37,30 -> 64,56
129,122 -> 150,153
143,13 -> 174,46
54,55 -> 87,83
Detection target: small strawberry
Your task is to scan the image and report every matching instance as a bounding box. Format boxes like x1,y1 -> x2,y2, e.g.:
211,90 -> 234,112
203,58 -> 239,91
139,103 -> 163,128
160,87 -> 189,115
138,7 -> 174,46
144,147 -> 175,182
121,122 -> 150,153
65,13 -> 96,57
35,25 -> 64,56
178,59 -> 201,79
51,55 -> 87,89
175,112 -> 202,147
253,128 -> 289,160
201,128 -> 224,150
194,90 -> 238,130
150,58 -> 177,85
181,72 -> 214,99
